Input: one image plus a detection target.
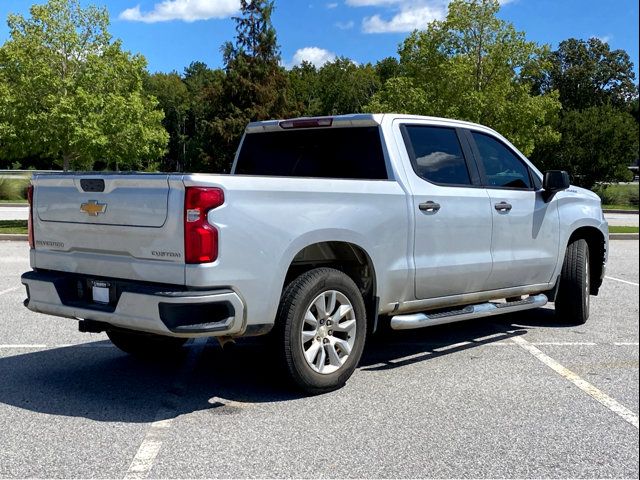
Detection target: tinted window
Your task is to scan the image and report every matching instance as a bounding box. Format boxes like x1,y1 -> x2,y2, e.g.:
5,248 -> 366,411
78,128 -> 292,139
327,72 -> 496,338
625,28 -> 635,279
472,132 -> 532,189
403,126 -> 471,186
234,127 -> 388,179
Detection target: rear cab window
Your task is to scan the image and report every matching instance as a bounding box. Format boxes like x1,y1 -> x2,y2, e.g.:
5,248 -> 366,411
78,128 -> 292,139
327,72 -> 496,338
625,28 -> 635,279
234,127 -> 388,180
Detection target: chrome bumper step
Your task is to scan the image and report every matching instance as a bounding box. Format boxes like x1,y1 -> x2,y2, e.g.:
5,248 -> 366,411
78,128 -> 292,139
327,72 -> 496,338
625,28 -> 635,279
389,294 -> 548,330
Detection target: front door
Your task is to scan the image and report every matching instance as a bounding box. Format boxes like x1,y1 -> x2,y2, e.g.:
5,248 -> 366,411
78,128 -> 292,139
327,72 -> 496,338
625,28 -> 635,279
467,130 -> 560,290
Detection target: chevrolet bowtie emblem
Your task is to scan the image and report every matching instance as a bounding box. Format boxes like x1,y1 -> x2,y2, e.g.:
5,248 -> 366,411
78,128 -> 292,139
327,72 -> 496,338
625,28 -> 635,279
80,200 -> 107,216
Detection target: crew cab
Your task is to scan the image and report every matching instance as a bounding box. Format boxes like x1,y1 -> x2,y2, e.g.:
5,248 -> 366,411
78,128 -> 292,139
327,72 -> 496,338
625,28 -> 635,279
22,114 -> 609,393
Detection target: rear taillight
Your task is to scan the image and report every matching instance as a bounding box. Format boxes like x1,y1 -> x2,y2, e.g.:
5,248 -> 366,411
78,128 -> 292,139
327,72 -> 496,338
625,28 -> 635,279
27,184 -> 34,248
184,187 -> 224,264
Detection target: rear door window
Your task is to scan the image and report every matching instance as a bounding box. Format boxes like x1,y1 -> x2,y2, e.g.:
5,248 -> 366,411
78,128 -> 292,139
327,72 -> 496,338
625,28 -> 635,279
401,126 -> 472,186
234,127 -> 388,180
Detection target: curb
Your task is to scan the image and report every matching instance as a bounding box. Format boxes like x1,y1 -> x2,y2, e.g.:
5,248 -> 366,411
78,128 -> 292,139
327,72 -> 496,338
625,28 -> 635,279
0,234 -> 28,241
0,203 -> 28,207
603,209 -> 639,214
610,233 -> 639,240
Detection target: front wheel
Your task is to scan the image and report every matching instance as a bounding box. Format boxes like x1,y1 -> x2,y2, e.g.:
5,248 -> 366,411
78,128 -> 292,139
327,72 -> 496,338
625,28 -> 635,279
107,329 -> 188,358
274,268 -> 367,394
555,238 -> 590,325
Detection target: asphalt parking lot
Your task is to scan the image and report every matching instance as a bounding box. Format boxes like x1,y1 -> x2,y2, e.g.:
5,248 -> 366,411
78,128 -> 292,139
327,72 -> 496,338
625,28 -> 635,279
0,241 -> 638,478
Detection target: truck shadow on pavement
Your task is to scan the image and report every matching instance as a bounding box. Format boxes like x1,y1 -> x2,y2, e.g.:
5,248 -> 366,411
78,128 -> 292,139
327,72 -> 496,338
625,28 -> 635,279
0,306 -> 570,423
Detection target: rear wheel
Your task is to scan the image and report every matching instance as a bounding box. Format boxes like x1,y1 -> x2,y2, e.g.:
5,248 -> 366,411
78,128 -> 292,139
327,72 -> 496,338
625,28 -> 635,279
107,329 -> 188,358
274,268 -> 367,394
555,239 -> 590,325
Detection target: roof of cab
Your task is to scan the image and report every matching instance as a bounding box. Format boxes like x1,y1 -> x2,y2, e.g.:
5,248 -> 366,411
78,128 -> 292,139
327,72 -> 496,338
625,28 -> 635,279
245,113 -> 496,135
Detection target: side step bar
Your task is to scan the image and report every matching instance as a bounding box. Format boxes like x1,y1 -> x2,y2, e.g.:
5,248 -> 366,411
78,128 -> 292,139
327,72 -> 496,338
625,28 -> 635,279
390,294 -> 548,330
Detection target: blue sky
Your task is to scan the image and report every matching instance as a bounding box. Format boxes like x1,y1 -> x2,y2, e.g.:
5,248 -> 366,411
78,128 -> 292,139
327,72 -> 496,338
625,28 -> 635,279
1,0 -> 638,76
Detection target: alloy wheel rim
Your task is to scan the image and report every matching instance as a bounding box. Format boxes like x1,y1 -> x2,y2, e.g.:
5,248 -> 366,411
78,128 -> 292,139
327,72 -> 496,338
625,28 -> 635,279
301,290 -> 357,374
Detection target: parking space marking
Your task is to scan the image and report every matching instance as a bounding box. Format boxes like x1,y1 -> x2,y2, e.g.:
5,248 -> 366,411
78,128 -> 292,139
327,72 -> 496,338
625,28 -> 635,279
511,335 -> 639,429
0,286 -> 20,296
606,276 -> 640,286
0,344 -> 48,349
124,338 -> 207,480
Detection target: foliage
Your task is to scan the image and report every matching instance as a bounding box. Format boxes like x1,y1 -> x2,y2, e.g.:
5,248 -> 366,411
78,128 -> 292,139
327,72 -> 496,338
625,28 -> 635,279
366,0 -> 561,156
532,105 -> 639,189
287,58 -> 380,117
0,0 -> 167,171
0,177 -> 29,200
592,184 -> 639,209
529,37 -> 637,110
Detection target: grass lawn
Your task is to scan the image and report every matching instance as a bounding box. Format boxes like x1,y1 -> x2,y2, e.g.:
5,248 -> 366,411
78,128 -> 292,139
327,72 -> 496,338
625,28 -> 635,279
602,204 -> 639,211
0,220 -> 27,234
609,226 -> 639,234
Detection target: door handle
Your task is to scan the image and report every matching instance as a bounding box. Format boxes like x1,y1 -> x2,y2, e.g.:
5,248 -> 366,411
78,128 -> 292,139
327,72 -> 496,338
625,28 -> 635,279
494,201 -> 512,212
419,201 -> 441,213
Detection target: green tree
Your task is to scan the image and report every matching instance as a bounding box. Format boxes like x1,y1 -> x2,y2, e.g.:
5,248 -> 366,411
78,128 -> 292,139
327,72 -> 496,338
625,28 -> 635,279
533,106 -> 639,189
0,0 -> 167,171
144,72 -> 190,170
375,56 -> 402,84
366,0 -> 560,156
206,0 -> 290,171
532,38 -> 637,111
316,58 -> 380,115
287,61 -> 321,117
182,62 -> 225,171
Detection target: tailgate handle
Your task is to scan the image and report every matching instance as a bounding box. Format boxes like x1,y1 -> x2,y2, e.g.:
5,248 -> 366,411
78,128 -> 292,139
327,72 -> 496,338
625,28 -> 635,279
80,179 -> 105,192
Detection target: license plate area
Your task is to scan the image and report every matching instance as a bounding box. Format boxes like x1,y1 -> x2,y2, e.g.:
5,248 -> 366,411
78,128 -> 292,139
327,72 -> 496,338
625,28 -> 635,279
91,280 -> 112,304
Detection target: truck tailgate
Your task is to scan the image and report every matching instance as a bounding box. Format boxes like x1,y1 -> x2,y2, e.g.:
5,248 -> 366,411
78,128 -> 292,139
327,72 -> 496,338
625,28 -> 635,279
31,174 -> 186,285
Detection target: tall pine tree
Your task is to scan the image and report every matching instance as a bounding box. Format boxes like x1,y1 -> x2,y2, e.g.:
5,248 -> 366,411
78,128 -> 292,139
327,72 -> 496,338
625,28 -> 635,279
206,0 -> 290,171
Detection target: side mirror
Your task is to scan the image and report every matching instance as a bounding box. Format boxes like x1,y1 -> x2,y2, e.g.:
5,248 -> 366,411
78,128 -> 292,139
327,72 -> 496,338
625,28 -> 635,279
542,170 -> 570,201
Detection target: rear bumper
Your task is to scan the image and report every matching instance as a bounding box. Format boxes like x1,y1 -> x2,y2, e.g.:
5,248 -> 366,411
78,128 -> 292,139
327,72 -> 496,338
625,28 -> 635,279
21,270 -> 246,338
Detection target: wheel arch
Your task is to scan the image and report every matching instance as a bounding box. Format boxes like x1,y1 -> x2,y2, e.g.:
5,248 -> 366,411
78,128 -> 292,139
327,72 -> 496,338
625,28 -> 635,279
283,240 -> 379,333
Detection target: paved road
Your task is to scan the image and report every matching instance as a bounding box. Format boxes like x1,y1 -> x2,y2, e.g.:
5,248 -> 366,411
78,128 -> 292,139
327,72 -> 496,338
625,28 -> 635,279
0,241 -> 638,478
1,206 -> 638,227
0,206 -> 28,221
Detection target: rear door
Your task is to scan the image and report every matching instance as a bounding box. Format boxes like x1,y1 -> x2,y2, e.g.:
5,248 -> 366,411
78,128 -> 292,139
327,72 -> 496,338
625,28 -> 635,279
395,121 -> 494,299
466,130 -> 560,290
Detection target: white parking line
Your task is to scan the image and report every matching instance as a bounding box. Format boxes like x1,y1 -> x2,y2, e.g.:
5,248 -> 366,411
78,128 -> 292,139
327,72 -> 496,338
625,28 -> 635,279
0,344 -> 47,349
124,338 -> 207,479
511,335 -> 639,429
606,276 -> 640,286
0,286 -> 20,296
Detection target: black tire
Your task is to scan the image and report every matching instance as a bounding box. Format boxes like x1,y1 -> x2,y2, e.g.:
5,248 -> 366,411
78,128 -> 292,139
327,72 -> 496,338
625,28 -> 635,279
274,267 -> 367,394
555,238 -> 590,325
107,329 -> 188,358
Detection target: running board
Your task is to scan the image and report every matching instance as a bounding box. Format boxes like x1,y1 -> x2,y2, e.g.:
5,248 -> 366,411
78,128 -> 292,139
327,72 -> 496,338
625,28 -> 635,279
390,294 -> 548,330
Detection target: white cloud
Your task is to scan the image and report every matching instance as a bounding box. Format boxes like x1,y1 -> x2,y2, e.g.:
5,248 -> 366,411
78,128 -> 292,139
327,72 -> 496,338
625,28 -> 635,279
362,4 -> 445,33
290,47 -> 337,68
119,0 -> 239,23
326,2 -> 339,8
335,20 -> 355,30
351,0 -> 515,34
593,34 -> 612,43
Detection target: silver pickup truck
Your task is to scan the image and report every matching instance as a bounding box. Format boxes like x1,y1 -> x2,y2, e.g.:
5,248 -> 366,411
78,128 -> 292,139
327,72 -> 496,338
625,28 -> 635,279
22,114 -> 609,393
